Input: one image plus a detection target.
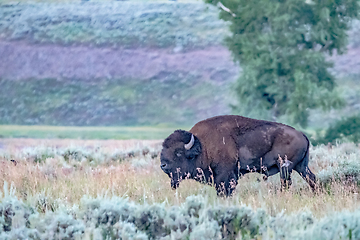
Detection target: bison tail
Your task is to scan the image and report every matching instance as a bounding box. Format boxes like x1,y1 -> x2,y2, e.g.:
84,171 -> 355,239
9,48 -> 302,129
302,133 -> 310,165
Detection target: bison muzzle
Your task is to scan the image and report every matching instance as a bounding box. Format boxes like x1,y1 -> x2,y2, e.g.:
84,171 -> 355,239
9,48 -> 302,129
160,115 -> 316,197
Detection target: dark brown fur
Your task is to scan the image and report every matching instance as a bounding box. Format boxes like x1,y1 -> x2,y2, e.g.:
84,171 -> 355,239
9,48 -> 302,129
160,115 -> 316,196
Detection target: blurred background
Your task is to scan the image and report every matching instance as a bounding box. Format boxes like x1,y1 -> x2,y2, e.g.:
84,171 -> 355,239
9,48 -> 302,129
0,0 -> 359,143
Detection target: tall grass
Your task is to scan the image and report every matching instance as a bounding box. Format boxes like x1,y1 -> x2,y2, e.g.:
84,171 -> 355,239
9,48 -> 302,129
0,139 -> 359,213
1,139 -> 360,238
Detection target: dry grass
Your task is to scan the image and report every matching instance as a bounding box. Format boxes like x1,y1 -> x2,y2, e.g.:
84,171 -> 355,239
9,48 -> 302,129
0,138 -> 162,151
1,138 -> 360,218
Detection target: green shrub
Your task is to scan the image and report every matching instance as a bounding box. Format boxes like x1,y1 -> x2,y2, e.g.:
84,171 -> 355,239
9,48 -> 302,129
317,159 -> 360,186
33,212 -> 85,240
3,191 -> 360,239
315,115 -> 360,145
0,183 -> 35,236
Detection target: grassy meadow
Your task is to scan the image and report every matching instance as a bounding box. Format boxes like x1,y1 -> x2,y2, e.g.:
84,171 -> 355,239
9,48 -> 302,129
0,125 -> 181,140
1,137 -> 360,239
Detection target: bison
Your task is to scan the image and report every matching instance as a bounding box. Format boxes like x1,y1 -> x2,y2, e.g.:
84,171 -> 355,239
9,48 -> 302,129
160,115 -> 316,196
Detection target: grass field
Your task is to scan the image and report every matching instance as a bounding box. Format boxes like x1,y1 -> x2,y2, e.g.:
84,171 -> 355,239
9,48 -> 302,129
0,125 -> 185,140
1,138 -> 360,238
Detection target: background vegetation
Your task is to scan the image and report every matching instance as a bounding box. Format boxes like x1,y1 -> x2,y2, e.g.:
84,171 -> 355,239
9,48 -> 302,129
0,77 -> 227,126
0,125 -> 178,139
206,0 -> 359,128
0,2 -> 236,127
1,1 -> 360,138
0,2 -> 228,49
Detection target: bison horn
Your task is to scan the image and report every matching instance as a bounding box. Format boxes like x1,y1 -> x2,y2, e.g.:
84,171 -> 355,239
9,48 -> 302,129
184,134 -> 195,150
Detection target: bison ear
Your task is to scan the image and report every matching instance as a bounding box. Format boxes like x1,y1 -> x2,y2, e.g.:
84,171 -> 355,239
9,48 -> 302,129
185,134 -> 201,160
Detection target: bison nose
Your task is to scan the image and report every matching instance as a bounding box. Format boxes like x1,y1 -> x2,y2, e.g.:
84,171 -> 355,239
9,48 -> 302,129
161,163 -> 167,169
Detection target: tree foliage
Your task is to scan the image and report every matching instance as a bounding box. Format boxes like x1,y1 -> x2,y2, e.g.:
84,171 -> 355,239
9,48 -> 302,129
206,0 -> 359,127
314,114 -> 360,144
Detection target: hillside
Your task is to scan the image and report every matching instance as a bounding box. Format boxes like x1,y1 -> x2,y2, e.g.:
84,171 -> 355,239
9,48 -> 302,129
0,2 -> 239,126
0,2 -> 359,127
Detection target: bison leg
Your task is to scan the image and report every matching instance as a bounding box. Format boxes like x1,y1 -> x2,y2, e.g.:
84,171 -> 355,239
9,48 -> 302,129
262,152 -> 293,190
263,165 -> 280,177
294,151 -> 317,191
296,167 -> 316,191
280,167 -> 292,190
214,172 -> 238,197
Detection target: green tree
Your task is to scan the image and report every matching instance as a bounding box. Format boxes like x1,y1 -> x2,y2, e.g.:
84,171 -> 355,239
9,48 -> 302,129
314,114 -> 360,144
205,0 -> 359,127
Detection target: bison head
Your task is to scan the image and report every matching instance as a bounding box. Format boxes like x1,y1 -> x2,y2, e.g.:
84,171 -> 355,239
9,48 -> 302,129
160,130 -> 202,189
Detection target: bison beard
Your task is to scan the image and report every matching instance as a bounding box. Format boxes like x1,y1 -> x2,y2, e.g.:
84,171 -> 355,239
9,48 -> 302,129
160,115 -> 317,197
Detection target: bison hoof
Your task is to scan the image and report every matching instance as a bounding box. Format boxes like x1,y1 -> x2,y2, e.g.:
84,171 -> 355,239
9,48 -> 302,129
171,180 -> 180,190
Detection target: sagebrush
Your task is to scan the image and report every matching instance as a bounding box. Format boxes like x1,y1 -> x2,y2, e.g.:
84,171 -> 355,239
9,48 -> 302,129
1,139 -> 360,239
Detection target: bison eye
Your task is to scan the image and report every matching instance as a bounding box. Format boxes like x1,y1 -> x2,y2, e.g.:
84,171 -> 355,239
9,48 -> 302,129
175,149 -> 184,158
